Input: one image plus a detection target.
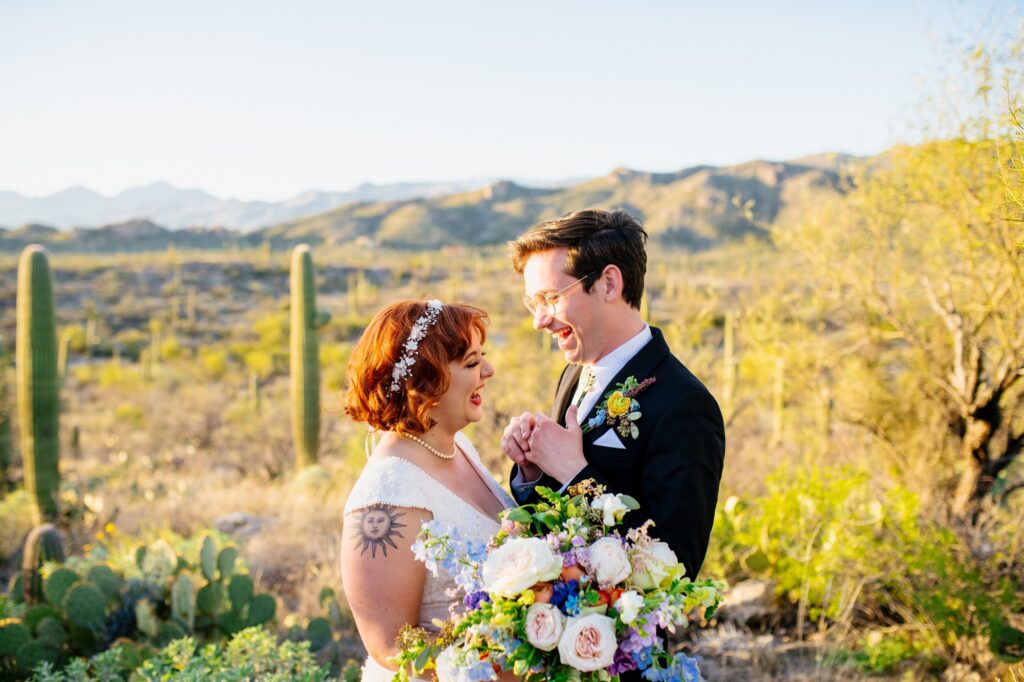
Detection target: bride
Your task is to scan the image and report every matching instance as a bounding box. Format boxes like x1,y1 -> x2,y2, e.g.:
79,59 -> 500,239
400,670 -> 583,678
341,300 -> 516,681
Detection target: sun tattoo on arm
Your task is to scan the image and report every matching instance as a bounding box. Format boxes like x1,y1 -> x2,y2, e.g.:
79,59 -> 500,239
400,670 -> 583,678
351,504 -> 408,558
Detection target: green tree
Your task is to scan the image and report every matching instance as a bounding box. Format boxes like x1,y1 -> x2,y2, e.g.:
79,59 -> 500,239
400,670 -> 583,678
780,40 -> 1024,519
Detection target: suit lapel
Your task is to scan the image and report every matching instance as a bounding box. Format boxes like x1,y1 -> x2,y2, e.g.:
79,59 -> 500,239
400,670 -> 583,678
581,327 -> 671,445
552,364 -> 583,427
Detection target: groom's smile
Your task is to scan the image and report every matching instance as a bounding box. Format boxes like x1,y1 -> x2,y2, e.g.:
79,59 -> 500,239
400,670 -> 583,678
523,248 -> 607,365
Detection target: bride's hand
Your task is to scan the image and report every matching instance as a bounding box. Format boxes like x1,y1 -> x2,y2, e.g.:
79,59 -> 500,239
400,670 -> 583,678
502,412 -> 542,480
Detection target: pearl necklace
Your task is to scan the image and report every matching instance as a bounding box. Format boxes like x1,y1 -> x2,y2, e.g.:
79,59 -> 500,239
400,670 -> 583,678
404,434 -> 457,460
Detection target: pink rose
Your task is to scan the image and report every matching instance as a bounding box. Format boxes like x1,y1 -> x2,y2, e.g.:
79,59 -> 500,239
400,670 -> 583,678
557,613 -> 617,671
524,602 -> 564,651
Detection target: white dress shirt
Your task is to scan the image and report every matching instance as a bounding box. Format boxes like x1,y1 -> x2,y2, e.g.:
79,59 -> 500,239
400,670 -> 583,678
512,325 -> 653,496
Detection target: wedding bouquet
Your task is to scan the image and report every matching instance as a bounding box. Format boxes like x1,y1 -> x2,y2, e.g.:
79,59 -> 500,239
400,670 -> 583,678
391,480 -> 723,682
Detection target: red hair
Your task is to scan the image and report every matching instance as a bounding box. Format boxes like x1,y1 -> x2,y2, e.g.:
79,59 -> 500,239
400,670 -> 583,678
344,300 -> 489,436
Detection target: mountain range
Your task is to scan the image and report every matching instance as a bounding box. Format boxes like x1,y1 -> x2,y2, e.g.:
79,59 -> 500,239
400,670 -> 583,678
0,153 -> 862,252
0,179 -> 510,232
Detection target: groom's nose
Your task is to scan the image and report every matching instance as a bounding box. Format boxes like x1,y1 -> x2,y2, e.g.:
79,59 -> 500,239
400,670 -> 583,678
532,307 -> 552,330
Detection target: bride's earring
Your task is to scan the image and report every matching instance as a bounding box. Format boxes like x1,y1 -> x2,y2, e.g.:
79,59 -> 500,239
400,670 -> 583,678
364,426 -> 378,460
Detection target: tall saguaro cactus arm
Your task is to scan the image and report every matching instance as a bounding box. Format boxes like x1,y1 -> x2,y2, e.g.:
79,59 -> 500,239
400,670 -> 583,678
290,245 -> 320,468
16,245 -> 61,523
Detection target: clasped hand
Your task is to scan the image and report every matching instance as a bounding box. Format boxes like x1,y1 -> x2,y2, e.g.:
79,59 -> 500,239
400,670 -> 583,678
500,405 -> 586,485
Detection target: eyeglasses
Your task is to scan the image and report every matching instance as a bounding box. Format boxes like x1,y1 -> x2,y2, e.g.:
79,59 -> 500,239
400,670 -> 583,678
522,271 -> 598,316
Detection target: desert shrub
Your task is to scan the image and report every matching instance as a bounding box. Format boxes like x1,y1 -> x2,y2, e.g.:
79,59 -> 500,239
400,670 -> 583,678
241,348 -> 276,379
30,626 -> 331,681
137,627 -> 329,681
97,364 -> 142,389
158,338 -> 185,361
710,463 -> 1024,671
319,343 -> 350,392
198,348 -> 230,380
710,464 -> 920,621
112,404 -> 145,428
0,489 -> 35,561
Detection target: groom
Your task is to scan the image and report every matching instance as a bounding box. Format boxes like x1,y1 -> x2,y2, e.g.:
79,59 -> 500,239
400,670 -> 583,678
502,208 -> 725,581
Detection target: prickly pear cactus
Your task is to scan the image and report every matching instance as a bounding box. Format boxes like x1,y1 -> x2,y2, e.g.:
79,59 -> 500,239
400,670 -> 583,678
171,574 -> 195,631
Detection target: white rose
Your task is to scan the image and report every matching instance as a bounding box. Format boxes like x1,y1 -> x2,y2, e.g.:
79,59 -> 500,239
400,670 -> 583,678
557,613 -> 617,671
591,493 -> 628,526
524,602 -> 565,651
483,537 -> 563,598
588,537 -> 631,588
628,541 -> 682,591
613,589 -> 644,624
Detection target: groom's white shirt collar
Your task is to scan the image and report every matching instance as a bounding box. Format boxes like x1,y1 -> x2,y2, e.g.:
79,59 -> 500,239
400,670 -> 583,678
575,324 -> 653,423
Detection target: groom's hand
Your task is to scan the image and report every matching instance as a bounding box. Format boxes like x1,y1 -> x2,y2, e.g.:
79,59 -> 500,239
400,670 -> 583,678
502,412 -> 542,481
525,405 -> 587,485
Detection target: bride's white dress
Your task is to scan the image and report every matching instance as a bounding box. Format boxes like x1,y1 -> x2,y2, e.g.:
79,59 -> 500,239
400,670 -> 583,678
344,431 -> 515,682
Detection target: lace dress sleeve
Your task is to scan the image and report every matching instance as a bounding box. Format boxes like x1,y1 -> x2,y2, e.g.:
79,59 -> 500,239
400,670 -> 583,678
344,457 -> 438,516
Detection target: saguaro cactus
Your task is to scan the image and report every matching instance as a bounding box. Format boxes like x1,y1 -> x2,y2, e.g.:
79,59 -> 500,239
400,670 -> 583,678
290,245 -> 320,468
22,523 -> 65,604
16,246 -> 61,523
0,340 -> 11,498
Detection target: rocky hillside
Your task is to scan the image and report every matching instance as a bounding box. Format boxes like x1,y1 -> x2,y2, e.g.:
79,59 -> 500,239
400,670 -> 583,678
1,153 -> 861,252
256,154 -> 859,249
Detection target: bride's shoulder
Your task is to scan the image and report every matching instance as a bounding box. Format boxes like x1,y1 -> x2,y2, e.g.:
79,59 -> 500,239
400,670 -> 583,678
344,451 -> 436,516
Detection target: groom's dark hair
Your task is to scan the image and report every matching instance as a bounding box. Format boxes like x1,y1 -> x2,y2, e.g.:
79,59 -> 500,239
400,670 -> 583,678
510,208 -> 648,310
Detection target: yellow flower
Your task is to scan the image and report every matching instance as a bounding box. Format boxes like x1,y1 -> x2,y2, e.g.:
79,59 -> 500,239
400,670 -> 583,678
518,589 -> 536,606
104,522 -> 117,535
606,391 -> 631,418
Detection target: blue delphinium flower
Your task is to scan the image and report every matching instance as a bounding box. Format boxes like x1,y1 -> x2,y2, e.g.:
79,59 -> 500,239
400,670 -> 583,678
564,592 -> 581,616
641,653 -> 703,682
550,579 -> 579,616
631,646 -> 654,670
668,653 -> 703,682
466,659 -> 498,681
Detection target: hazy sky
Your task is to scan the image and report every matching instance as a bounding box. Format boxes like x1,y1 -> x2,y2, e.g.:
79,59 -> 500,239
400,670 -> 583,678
0,1 -> 1013,201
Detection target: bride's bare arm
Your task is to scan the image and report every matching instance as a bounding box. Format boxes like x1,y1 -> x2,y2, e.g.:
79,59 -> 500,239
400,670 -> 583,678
341,505 -> 434,670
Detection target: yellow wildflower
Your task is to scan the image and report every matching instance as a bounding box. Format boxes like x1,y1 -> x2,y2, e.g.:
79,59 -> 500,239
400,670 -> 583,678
606,391 -> 631,418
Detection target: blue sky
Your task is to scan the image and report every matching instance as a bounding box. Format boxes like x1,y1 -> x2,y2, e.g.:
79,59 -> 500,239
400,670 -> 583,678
0,1 -> 1014,201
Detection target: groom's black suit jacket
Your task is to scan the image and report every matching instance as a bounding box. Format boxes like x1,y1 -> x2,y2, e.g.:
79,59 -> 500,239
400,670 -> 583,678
511,327 -> 725,581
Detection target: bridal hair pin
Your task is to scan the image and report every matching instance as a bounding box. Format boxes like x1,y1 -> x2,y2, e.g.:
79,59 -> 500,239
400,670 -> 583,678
387,300 -> 444,394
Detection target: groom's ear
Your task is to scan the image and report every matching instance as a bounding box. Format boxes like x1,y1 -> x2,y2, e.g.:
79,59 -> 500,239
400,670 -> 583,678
598,265 -> 625,302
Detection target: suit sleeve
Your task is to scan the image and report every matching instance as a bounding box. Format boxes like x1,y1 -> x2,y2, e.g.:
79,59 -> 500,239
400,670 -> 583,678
569,390 -> 725,580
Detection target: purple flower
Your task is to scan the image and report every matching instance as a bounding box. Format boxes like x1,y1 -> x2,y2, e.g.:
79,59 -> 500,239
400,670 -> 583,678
463,590 -> 491,611
608,645 -> 639,675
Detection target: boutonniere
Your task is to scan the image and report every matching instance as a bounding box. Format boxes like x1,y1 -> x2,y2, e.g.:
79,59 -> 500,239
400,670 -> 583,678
582,376 -> 656,439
